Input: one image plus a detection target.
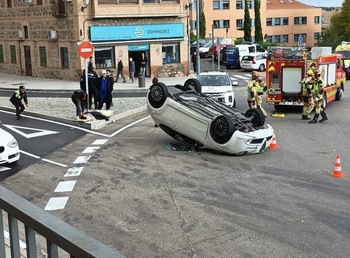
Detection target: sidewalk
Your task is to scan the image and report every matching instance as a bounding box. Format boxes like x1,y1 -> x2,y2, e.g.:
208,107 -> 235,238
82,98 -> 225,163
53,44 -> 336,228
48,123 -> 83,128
0,72 -> 193,92
0,73 -> 194,130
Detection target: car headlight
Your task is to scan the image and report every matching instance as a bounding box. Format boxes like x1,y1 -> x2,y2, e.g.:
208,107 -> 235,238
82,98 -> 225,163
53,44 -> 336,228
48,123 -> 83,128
8,138 -> 18,148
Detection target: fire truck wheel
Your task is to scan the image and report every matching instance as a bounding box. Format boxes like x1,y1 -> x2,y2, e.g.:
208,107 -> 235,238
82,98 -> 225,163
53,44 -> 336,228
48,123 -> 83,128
335,88 -> 343,101
245,108 -> 265,127
322,94 -> 327,110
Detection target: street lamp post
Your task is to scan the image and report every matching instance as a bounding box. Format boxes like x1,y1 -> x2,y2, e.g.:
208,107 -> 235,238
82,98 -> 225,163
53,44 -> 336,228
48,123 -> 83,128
185,1 -> 193,76
196,0 -> 200,74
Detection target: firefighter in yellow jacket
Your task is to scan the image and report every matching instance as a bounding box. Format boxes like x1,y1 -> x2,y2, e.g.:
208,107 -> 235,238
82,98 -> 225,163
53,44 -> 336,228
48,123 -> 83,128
255,76 -> 268,117
301,69 -> 315,120
247,72 -> 258,108
308,70 -> 328,123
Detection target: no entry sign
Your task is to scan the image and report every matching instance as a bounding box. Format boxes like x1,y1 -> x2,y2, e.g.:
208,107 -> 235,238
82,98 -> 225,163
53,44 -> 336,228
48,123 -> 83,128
78,41 -> 94,59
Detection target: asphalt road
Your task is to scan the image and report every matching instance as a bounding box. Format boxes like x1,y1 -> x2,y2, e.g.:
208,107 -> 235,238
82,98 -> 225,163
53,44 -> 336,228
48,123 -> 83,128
1,75 -> 350,257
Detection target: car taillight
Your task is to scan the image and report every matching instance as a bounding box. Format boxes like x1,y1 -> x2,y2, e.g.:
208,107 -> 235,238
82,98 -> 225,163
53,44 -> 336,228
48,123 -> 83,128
252,57 -> 256,64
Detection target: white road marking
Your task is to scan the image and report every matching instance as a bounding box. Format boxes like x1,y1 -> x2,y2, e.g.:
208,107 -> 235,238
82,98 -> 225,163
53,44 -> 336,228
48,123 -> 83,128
64,167 -> 84,177
54,181 -> 77,192
44,197 -> 69,210
82,146 -> 100,154
20,150 -> 67,167
233,74 -> 251,80
92,139 -> 109,145
0,166 -> 11,172
73,156 -> 91,164
110,116 -> 150,137
2,124 -> 59,139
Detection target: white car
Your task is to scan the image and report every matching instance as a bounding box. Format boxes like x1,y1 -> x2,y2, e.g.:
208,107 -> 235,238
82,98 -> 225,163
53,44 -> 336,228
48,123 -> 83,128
241,53 -> 268,71
197,71 -> 236,108
198,42 -> 212,58
146,79 -> 274,155
0,127 -> 20,164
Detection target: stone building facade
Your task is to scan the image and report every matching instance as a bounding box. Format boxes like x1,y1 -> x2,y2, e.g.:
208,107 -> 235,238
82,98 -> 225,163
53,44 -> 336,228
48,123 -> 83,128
0,0 -> 189,81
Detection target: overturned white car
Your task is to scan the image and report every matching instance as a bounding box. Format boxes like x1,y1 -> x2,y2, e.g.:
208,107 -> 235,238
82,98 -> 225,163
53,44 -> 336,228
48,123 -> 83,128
147,79 -> 274,155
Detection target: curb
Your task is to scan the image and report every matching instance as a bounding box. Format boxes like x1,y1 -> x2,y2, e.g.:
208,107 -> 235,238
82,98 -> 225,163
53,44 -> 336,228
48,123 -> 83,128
0,87 -> 149,94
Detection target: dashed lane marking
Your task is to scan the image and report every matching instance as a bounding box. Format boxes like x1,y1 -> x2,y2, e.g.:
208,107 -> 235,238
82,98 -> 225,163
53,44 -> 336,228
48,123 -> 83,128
82,146 -> 100,154
92,139 -> 109,145
64,167 -> 84,177
73,156 -> 91,164
54,181 -> 77,192
44,197 -> 69,211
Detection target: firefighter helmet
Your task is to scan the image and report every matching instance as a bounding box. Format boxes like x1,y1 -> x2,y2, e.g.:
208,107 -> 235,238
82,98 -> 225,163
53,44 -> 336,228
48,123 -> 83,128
314,69 -> 321,76
307,69 -> 314,76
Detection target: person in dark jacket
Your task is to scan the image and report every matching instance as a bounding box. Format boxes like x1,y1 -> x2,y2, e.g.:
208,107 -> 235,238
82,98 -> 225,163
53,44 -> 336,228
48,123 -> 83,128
191,51 -> 197,74
115,60 -> 126,83
97,70 -> 114,110
71,90 -> 89,119
10,85 -> 28,120
80,68 -> 99,109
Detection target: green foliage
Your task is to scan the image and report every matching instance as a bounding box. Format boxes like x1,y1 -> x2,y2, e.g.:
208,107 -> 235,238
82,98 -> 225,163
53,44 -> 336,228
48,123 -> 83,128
244,0 -> 252,42
254,0 -> 263,43
199,0 -> 206,39
190,32 -> 197,43
318,0 -> 350,50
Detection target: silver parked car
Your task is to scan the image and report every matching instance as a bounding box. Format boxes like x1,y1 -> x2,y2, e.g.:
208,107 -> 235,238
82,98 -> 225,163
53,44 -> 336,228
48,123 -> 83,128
146,79 -> 274,155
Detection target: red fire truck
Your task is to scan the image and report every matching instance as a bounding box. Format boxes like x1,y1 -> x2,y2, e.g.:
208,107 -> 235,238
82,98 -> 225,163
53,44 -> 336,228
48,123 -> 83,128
266,47 -> 346,109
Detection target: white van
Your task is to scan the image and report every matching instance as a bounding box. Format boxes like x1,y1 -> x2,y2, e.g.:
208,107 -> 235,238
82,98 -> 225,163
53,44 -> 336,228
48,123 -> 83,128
236,44 -> 267,62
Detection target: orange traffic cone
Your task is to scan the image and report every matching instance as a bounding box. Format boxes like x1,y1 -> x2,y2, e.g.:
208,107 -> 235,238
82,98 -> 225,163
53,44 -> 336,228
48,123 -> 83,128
330,155 -> 346,178
269,136 -> 280,150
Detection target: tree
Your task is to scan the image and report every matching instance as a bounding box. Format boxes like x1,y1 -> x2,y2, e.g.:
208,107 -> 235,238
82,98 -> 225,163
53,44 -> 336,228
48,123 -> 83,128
244,0 -> 252,42
254,0 -> 263,43
318,0 -> 350,49
199,0 -> 206,38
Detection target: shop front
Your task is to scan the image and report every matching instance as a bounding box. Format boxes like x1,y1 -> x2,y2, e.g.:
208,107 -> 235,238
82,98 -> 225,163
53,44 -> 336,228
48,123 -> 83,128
89,23 -> 185,78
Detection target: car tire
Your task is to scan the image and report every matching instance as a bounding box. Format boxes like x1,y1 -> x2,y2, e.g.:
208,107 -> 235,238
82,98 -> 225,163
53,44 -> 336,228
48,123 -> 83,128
259,64 -> 265,71
148,82 -> 168,108
184,78 -> 202,93
245,108 -> 265,127
210,114 -> 234,144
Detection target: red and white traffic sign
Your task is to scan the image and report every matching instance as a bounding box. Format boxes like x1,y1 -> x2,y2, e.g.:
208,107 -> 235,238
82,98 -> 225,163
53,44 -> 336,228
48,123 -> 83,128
78,41 -> 94,59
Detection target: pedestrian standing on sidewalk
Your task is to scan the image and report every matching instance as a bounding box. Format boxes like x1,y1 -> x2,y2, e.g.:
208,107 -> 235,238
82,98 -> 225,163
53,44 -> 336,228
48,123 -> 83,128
191,51 -> 197,74
115,60 -> 126,83
10,85 -> 28,120
129,57 -> 135,82
97,70 -> 114,110
140,53 -> 147,74
106,69 -> 115,106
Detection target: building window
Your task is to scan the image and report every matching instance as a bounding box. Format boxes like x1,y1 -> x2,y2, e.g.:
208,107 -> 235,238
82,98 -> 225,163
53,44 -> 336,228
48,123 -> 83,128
213,1 -> 219,9
24,26 -> 29,39
275,35 -> 281,43
314,32 -> 321,40
37,0 -> 43,5
7,0 -> 12,8
247,0 -> 252,8
10,45 -> 16,64
236,19 -> 243,28
294,33 -> 306,43
94,47 -> 115,68
236,1 -> 243,9
60,47 -> 69,68
282,17 -> 289,25
223,1 -> 229,9
314,16 -> 321,24
39,46 -> 47,67
274,18 -> 281,26
266,18 -> 272,26
213,20 -> 220,28
294,16 -> 307,25
282,35 -> 288,43
99,0 -> 138,3
162,43 -> 180,64
223,20 -> 230,28
266,36 -> 272,43
0,45 -> 3,63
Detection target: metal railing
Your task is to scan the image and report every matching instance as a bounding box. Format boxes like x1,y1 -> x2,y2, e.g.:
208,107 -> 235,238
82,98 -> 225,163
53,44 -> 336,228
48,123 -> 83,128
0,186 -> 125,258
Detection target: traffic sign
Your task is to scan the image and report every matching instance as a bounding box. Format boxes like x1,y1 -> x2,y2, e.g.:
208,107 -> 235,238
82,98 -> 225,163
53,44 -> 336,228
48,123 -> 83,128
78,41 -> 94,59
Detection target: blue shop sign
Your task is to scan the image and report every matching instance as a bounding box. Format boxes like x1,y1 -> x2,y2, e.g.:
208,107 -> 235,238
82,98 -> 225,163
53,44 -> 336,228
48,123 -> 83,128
128,45 -> 150,51
90,23 -> 184,42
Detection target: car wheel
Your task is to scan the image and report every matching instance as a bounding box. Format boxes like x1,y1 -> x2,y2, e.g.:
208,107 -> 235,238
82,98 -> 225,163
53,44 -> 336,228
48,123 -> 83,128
259,64 -> 265,71
245,108 -> 265,127
184,78 -> 202,93
210,114 -> 234,144
148,82 -> 168,108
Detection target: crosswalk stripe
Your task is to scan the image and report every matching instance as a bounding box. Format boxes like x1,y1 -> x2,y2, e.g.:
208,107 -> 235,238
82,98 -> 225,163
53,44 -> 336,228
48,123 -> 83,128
232,74 -> 250,79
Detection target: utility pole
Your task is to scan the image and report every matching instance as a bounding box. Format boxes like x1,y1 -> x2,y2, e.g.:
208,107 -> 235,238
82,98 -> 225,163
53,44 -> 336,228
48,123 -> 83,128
196,0 -> 200,74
